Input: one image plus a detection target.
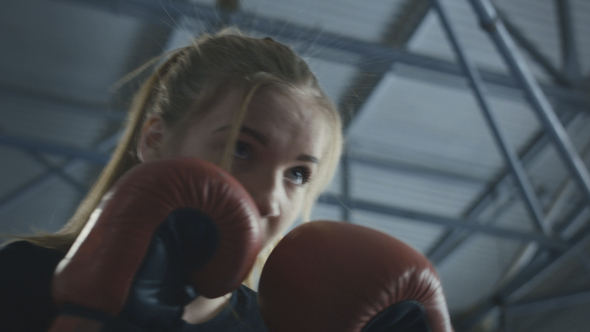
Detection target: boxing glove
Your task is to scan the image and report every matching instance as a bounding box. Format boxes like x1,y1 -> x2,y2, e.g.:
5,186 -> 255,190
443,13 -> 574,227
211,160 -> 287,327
258,221 -> 454,332
49,157 -> 262,331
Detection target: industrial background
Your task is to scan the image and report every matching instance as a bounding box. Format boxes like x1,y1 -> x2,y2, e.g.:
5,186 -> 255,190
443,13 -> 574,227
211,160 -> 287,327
1,0 -> 589,331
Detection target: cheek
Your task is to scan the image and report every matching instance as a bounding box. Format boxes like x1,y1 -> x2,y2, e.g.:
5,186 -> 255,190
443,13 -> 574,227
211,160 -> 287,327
172,135 -> 222,164
278,189 -> 306,228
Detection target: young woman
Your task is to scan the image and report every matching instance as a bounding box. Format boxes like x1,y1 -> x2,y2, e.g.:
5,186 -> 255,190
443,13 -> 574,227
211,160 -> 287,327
0,31 -> 343,331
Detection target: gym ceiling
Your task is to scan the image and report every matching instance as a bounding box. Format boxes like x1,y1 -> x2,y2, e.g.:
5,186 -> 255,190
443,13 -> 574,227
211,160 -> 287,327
1,0 -> 590,330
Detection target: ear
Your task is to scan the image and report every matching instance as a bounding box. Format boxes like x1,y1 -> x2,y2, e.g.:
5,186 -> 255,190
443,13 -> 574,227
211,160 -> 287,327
137,115 -> 168,162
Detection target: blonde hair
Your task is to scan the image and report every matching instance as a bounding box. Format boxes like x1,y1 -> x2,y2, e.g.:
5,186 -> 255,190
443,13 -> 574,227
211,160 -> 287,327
18,30 -> 343,286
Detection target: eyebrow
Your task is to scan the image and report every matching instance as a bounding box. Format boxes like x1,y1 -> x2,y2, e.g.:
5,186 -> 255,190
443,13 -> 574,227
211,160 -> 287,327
298,154 -> 319,164
214,125 -> 269,145
214,125 -> 319,164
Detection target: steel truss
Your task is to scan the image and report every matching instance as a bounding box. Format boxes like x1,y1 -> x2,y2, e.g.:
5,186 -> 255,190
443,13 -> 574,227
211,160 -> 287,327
429,0 -> 590,330
2,1 -> 590,329
58,0 -> 587,105
3,0 -> 583,216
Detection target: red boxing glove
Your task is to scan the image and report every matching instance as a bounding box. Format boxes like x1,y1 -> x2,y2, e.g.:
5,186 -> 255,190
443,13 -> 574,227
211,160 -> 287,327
49,158 -> 262,331
258,221 -> 454,332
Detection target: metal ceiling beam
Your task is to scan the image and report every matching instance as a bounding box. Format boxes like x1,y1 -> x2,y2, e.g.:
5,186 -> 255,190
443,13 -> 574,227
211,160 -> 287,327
507,290 -> 590,317
424,0 -> 590,266
503,225 -> 590,304
0,83 -> 126,122
556,0 -> 583,86
40,0 -> 590,228
0,85 -> 94,195
452,0 -> 590,329
336,0 -> 430,221
496,9 -> 570,86
427,111 -> 575,263
317,194 -> 567,250
556,202 -> 590,239
26,152 -> 88,194
0,130 -> 488,187
337,0 -> 431,128
0,131 -> 120,217
468,0 -> 590,207
431,0 -> 549,235
348,150 -> 487,186
458,219 -> 590,330
451,186 -> 589,329
1,137 -> 569,252
0,167 -> 73,217
10,0 -> 583,240
0,133 -> 110,165
0,14 -> 182,220
59,0 -> 590,107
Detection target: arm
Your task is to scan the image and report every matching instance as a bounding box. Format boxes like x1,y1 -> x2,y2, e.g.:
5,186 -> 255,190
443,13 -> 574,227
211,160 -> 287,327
0,241 -> 63,332
258,221 -> 454,332
49,157 -> 262,332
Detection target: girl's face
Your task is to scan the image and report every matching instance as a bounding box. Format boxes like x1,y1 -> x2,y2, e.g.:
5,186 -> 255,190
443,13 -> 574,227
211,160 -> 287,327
139,86 -> 328,247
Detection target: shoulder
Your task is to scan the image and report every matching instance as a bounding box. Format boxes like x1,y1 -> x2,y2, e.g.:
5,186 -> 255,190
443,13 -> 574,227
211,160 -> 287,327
233,284 -> 260,310
194,285 -> 268,331
0,240 -> 64,274
228,285 -> 268,331
0,240 -> 65,281
0,240 -> 65,332
1,239 -> 64,259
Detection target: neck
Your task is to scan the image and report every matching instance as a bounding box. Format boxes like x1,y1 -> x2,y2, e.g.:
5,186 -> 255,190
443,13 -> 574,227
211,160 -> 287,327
182,293 -> 232,325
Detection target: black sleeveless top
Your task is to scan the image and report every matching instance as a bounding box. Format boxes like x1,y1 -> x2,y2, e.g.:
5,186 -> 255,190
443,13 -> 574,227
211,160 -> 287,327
0,241 -> 268,332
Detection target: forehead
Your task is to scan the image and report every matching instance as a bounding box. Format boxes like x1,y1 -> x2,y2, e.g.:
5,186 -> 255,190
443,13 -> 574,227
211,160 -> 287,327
178,84 -> 331,160
201,84 -> 328,133
249,87 -> 329,147
246,87 -> 322,127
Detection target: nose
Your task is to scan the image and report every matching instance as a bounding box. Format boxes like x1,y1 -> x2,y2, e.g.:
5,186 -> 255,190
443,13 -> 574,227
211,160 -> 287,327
256,195 -> 280,219
250,173 -> 282,219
